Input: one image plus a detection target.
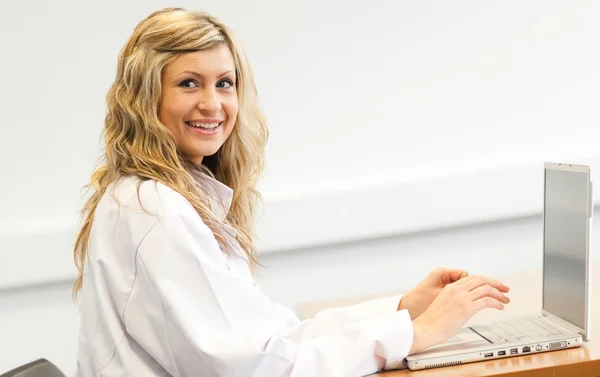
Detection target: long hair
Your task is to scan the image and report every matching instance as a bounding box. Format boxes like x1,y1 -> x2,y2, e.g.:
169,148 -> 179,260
73,7 -> 268,298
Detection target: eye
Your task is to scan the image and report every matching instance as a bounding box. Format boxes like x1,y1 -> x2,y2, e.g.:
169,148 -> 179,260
178,79 -> 198,89
216,79 -> 234,89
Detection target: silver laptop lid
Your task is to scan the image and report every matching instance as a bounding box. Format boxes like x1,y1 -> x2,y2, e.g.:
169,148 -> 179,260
542,162 -> 592,340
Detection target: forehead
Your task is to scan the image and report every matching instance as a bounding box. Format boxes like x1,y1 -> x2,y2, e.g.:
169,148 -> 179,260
164,45 -> 236,76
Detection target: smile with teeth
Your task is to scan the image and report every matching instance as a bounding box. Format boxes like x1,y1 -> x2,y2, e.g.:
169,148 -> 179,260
185,121 -> 222,129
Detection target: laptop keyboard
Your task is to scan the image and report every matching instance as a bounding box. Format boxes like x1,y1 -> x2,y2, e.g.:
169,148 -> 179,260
470,318 -> 565,344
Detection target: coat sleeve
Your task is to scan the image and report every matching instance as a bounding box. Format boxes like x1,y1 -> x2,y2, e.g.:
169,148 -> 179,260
122,209 -> 414,377
274,294 -> 404,342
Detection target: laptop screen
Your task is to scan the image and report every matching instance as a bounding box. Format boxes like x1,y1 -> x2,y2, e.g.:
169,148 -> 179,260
542,166 -> 590,329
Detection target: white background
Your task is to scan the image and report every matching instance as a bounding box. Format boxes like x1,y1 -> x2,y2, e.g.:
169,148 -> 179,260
1,0 -> 599,375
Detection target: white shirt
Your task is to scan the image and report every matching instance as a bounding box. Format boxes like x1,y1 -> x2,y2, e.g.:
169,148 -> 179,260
75,175 -> 414,377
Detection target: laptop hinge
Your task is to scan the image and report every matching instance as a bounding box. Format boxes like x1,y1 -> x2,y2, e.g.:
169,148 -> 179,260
541,310 -> 585,335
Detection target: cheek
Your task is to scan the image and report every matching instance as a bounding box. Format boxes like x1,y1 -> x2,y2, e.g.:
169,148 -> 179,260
225,97 -> 239,126
159,95 -> 192,130
159,108 -> 178,137
158,94 -> 175,126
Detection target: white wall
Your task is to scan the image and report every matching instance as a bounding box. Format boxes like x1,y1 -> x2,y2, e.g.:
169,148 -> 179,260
1,0 -> 600,375
2,1 -> 600,288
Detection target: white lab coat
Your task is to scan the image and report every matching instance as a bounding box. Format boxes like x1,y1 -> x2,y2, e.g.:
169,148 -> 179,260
75,174 -> 414,377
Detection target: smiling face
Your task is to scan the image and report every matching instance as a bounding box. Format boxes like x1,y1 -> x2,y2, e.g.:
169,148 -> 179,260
158,45 -> 239,164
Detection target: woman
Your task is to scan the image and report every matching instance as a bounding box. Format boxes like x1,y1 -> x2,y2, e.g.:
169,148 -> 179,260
73,7 -> 510,377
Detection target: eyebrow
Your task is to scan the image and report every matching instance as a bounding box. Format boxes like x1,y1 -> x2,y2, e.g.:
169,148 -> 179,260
176,70 -> 235,79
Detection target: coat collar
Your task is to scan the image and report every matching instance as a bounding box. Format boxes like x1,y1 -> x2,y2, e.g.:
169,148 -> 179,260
190,169 -> 233,222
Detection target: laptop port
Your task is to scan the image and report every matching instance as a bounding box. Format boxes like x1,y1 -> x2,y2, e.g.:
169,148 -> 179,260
484,352 -> 493,358
522,346 -> 531,353
498,350 -> 506,356
550,341 -> 566,349
510,348 -> 518,355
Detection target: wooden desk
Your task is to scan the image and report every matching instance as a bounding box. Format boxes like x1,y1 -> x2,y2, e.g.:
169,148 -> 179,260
298,262 -> 600,377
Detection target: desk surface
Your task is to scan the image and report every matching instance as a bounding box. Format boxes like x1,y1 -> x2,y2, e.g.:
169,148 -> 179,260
298,262 -> 600,377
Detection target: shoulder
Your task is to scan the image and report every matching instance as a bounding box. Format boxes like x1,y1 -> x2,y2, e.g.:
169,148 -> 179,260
111,178 -> 225,265
105,176 -> 199,220
93,176 -> 206,245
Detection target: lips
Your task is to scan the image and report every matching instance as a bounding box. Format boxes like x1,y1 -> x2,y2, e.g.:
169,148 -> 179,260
185,121 -> 222,130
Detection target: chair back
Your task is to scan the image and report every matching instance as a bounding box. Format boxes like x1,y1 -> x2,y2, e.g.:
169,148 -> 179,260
0,359 -> 66,377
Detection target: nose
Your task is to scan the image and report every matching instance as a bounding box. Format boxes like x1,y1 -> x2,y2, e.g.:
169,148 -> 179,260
197,88 -> 220,114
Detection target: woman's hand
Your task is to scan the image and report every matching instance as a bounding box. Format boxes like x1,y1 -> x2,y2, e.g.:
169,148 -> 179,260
408,275 -> 510,354
397,268 -> 469,320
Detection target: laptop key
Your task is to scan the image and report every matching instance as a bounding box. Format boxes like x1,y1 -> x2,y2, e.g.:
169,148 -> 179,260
470,326 -> 505,344
497,323 -> 527,339
485,325 -> 514,341
534,319 -> 564,335
490,328 -> 518,343
512,322 -> 541,337
523,320 -> 552,336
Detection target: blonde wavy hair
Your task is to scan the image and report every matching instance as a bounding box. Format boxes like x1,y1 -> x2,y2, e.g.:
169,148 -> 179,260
73,7 -> 268,297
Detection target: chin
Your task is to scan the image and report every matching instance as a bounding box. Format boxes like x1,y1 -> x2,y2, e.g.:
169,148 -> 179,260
188,147 -> 221,163
201,146 -> 222,157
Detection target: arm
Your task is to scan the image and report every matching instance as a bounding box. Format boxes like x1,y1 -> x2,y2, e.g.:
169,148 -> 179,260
122,211 -> 414,377
283,295 -> 403,341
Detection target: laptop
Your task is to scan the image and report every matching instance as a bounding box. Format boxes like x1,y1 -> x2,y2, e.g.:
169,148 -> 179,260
406,162 -> 593,370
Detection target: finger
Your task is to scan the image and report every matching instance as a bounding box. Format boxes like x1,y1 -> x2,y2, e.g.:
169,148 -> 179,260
469,285 -> 511,304
435,268 -> 469,285
457,275 -> 510,293
472,297 -> 506,313
448,269 -> 469,282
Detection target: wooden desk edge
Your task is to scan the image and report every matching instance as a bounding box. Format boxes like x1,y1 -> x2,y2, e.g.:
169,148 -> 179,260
374,348 -> 600,377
